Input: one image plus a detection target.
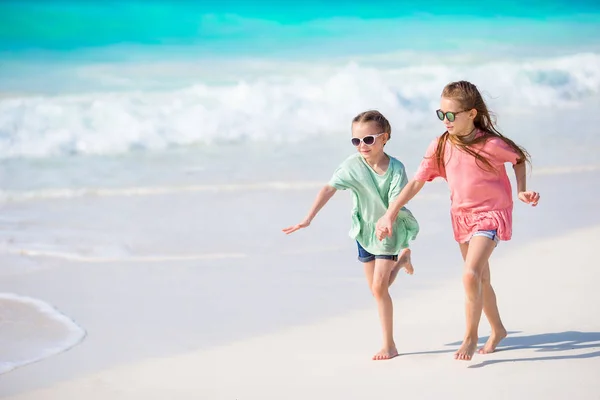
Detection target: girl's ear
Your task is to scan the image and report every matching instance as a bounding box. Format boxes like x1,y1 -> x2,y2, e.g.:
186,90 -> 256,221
469,108 -> 478,120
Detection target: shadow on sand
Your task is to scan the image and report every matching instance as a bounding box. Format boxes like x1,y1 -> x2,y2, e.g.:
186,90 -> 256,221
400,331 -> 600,368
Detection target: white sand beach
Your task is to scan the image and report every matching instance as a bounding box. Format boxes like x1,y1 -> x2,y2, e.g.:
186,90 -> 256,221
1,169 -> 599,400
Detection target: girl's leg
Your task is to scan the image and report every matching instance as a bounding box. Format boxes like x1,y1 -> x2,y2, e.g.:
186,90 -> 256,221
458,243 -> 507,355
364,258 -> 398,360
455,237 -> 496,360
478,263 -> 508,354
363,260 -> 376,290
388,249 -> 414,287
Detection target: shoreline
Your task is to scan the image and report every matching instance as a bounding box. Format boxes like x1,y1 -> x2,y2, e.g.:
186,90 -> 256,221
2,224 -> 599,399
0,293 -> 86,376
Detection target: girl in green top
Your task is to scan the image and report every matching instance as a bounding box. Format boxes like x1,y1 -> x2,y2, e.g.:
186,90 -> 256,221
283,110 -> 420,360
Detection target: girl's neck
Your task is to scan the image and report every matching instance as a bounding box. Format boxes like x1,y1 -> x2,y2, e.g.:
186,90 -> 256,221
363,151 -> 389,170
457,126 -> 477,142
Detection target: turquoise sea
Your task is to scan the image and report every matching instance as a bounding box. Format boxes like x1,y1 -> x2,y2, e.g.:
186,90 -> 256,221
1,0 -> 599,163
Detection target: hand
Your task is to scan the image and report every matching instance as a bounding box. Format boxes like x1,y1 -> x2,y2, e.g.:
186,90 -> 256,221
518,191 -> 540,206
375,213 -> 394,241
282,218 -> 311,234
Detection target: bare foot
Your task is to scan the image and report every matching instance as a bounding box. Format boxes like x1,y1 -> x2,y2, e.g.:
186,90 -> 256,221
397,248 -> 414,275
478,328 -> 507,354
372,346 -> 399,361
454,337 -> 477,361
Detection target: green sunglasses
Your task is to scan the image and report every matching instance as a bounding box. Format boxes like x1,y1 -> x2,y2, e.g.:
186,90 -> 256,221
436,109 -> 467,122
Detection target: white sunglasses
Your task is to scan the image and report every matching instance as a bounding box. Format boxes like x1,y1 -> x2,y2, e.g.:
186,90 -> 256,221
351,133 -> 384,147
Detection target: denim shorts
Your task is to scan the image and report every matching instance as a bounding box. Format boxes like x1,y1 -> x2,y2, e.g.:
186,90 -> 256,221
357,241 -> 398,263
469,229 -> 499,246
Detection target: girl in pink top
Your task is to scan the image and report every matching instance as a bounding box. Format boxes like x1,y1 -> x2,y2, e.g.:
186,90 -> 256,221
376,81 -> 540,361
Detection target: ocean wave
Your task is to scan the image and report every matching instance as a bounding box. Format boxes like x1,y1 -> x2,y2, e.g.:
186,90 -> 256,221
1,248 -> 248,263
1,162 -> 597,203
0,52 -> 599,159
0,293 -> 86,375
0,181 -> 326,202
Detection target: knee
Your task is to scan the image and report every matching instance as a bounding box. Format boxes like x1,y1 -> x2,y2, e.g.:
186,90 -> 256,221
462,267 -> 481,290
370,281 -> 388,298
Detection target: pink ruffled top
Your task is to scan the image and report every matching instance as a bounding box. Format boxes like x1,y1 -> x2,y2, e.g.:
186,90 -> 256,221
414,132 -> 520,243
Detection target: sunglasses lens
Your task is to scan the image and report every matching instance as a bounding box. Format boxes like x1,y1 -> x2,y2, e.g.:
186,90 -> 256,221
363,136 -> 375,145
436,110 -> 444,121
351,138 -> 360,146
447,112 -> 455,122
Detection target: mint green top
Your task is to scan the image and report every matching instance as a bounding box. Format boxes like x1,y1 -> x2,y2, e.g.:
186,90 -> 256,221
328,153 -> 420,255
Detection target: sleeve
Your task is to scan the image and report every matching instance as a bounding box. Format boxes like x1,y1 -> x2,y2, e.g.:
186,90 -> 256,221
413,137 -> 445,181
328,164 -> 351,190
388,161 -> 408,202
488,137 -> 521,165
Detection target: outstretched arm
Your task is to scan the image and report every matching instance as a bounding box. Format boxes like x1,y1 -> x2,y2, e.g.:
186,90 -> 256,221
514,162 -> 540,206
376,179 -> 425,240
282,185 -> 337,234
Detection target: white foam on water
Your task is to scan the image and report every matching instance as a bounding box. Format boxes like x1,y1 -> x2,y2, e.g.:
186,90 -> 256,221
1,162 -> 598,204
0,293 -> 86,375
1,52 -> 599,159
1,248 -> 248,263
533,165 -> 600,176
0,181 -> 326,203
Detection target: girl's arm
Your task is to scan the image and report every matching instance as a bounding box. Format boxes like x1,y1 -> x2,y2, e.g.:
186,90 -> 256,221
514,162 -> 540,206
282,185 -> 337,234
376,179 -> 425,240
